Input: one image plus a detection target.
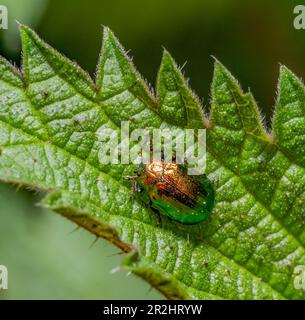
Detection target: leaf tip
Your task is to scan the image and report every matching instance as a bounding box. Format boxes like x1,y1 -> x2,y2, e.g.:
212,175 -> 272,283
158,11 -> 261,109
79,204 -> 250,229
18,23 -> 40,54
102,25 -> 119,47
212,58 -> 240,92
18,23 -> 34,38
102,25 -> 111,38
279,64 -> 304,87
277,64 -> 304,103
161,47 -> 173,62
213,58 -> 231,78
100,26 -> 132,66
159,48 -> 178,75
279,64 -> 293,82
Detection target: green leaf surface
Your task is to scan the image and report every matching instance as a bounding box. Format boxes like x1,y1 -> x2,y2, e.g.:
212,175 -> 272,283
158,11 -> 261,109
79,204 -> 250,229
1,25 -> 305,300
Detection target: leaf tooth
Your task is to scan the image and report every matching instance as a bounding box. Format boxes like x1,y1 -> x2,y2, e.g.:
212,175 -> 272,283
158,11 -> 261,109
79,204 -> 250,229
277,65 -> 305,106
0,55 -> 23,88
0,45 -> 49,140
96,26 -> 155,107
19,24 -> 97,100
273,65 -> 305,165
157,48 -> 206,128
210,60 -> 267,139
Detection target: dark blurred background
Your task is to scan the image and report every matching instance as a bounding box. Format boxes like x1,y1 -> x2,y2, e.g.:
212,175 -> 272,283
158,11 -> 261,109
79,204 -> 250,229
0,0 -> 304,299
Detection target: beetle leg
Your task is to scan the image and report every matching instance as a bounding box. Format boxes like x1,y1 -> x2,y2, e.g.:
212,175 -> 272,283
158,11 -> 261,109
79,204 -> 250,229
125,175 -> 137,181
125,176 -> 137,190
150,204 -> 162,227
149,190 -> 157,200
124,175 -> 139,199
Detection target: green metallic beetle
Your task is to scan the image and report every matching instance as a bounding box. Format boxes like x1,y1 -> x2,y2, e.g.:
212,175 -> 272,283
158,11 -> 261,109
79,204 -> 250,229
128,160 -> 215,224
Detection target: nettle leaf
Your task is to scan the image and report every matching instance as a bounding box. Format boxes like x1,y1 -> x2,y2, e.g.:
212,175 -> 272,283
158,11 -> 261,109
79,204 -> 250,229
0,25 -> 305,300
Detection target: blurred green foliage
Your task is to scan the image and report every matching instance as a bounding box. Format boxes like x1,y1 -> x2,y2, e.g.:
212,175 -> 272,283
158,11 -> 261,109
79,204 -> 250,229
1,0 -> 305,299
0,0 -> 48,53
0,184 -> 161,299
